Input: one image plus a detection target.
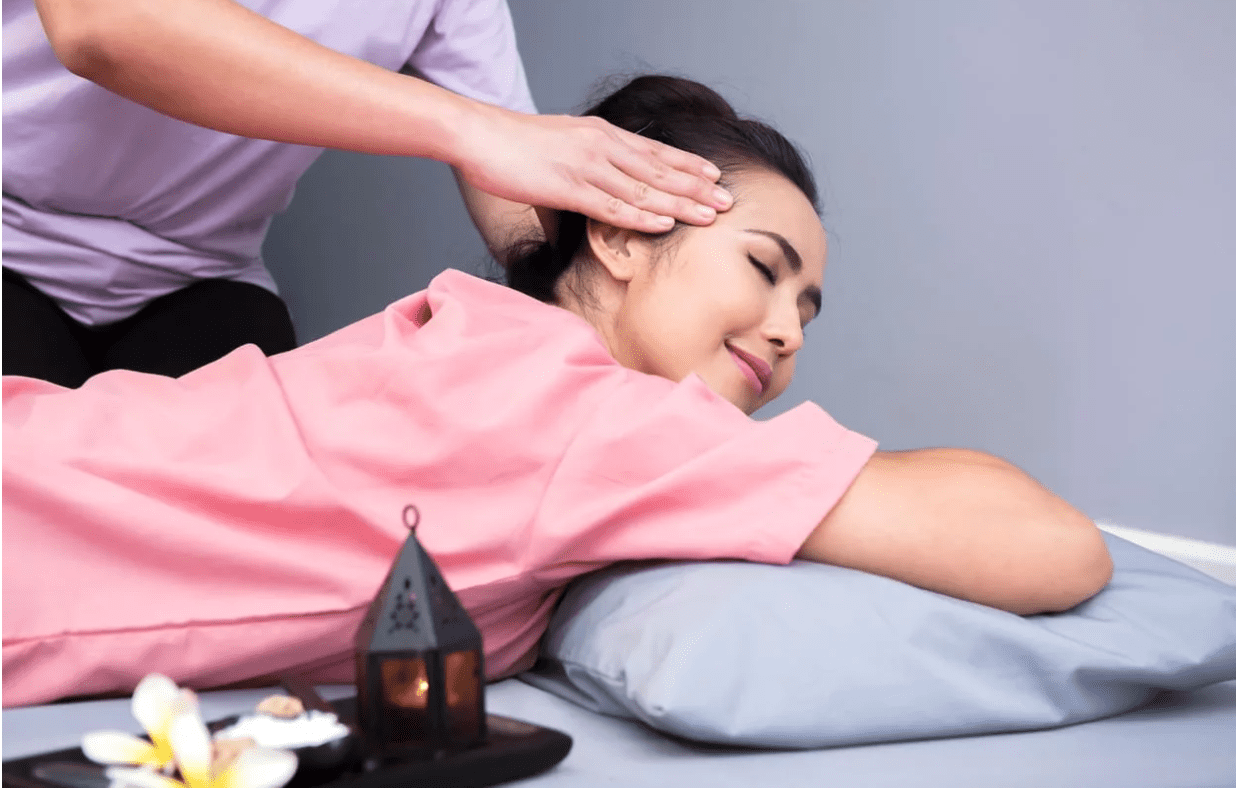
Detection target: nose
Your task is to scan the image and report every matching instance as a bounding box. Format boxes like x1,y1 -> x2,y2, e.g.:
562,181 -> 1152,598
762,299 -> 804,356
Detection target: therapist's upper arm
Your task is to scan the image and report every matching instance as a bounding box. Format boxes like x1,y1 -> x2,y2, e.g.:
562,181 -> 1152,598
797,448 -> 1113,615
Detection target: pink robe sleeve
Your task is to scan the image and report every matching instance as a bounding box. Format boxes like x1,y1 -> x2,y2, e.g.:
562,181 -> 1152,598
2,271 -> 876,706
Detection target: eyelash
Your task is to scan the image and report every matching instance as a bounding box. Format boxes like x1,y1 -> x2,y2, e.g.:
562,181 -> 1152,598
748,255 -> 776,285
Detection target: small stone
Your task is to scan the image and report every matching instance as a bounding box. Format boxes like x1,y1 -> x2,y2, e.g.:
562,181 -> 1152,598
256,695 -> 304,719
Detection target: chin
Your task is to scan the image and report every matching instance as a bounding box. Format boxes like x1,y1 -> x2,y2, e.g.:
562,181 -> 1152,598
693,370 -> 760,414
729,385 -> 765,415
733,393 -> 761,415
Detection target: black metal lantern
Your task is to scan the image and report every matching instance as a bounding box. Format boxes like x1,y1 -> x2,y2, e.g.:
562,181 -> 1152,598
354,505 -> 486,757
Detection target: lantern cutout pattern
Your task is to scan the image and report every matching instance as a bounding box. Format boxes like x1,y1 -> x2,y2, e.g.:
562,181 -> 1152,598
355,505 -> 486,756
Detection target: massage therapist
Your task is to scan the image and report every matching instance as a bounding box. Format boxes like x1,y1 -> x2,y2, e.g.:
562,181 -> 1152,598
4,0 -> 731,387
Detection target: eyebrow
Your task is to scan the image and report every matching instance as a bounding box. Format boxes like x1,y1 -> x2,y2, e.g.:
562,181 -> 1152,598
744,228 -> 822,318
745,229 -> 802,272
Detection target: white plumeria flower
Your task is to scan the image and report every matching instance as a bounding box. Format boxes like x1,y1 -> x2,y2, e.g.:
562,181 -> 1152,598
82,674 -> 182,771
105,747 -> 298,788
107,686 -> 297,788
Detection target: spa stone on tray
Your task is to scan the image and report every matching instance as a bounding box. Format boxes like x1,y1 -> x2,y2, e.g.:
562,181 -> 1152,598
214,711 -> 351,749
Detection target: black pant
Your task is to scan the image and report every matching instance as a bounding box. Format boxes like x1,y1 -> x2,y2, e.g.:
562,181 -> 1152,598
3,268 -> 298,388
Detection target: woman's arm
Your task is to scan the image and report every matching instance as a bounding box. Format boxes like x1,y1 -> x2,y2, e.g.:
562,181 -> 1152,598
33,0 -> 730,236
797,448 -> 1113,615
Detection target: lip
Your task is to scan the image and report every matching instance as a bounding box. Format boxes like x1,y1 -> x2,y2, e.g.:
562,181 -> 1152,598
725,343 -> 772,395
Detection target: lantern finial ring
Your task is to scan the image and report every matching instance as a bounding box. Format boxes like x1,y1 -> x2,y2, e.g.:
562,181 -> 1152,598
402,504 -> 421,533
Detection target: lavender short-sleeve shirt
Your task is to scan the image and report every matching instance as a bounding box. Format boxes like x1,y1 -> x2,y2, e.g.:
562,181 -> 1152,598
2,0 -> 536,326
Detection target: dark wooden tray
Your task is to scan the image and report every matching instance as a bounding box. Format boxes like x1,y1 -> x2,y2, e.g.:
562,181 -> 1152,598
4,696 -> 572,788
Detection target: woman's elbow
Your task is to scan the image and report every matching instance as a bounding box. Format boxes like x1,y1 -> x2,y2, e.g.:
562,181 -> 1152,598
1057,521 -> 1114,609
1010,516 -> 1114,615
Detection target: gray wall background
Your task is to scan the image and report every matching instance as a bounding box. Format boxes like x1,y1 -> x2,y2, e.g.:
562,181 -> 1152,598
263,0 -> 1235,546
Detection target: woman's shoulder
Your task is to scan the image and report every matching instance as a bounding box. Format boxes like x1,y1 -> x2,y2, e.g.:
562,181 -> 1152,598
420,268 -> 605,341
426,268 -> 546,303
426,268 -> 541,308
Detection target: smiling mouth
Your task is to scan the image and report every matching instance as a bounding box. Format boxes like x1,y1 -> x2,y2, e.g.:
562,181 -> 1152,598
725,343 -> 772,395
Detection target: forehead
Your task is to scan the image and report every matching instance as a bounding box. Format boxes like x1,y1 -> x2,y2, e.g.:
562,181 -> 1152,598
722,169 -> 826,278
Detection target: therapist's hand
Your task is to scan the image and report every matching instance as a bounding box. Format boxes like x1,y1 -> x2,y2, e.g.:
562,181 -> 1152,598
36,0 -> 731,237
453,105 -> 734,235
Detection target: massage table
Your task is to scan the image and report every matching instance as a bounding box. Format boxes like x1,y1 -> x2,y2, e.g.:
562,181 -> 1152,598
5,675 -> 1233,788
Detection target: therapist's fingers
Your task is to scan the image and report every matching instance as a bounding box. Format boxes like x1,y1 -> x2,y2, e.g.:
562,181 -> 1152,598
456,110 -> 733,235
572,183 -> 697,237
572,120 -> 731,232
585,158 -> 725,233
605,127 -> 735,224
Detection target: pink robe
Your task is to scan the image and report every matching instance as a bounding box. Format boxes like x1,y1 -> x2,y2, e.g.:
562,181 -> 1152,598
3,270 -> 876,706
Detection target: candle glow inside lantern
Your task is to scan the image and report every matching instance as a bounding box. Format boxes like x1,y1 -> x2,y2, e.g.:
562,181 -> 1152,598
354,505 -> 486,756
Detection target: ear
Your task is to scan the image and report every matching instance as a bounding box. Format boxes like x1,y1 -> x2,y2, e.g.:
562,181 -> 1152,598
584,219 -> 655,283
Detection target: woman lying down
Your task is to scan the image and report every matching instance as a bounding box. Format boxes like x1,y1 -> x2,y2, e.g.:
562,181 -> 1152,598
2,75 -> 1113,707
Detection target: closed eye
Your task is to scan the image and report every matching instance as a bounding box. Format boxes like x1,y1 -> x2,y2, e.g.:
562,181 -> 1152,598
749,255 -> 776,284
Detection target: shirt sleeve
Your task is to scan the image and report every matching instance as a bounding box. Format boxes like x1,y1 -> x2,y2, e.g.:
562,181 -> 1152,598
521,373 -> 878,578
407,0 -> 537,113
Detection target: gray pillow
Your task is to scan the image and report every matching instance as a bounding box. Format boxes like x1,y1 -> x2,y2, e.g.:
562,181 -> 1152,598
520,533 -> 1235,748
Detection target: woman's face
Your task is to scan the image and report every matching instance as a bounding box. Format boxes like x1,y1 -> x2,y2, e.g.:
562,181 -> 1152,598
598,168 -> 826,414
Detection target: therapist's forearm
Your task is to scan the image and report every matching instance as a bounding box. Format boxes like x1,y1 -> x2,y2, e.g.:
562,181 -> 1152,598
35,0 -> 478,162
36,0 -> 732,237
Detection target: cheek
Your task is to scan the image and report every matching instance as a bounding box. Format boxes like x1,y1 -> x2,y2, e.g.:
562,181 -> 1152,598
644,277 -> 734,345
624,290 -> 716,378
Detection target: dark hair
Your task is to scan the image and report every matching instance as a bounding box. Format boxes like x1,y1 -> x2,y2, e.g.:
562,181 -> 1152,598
506,75 -> 820,302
